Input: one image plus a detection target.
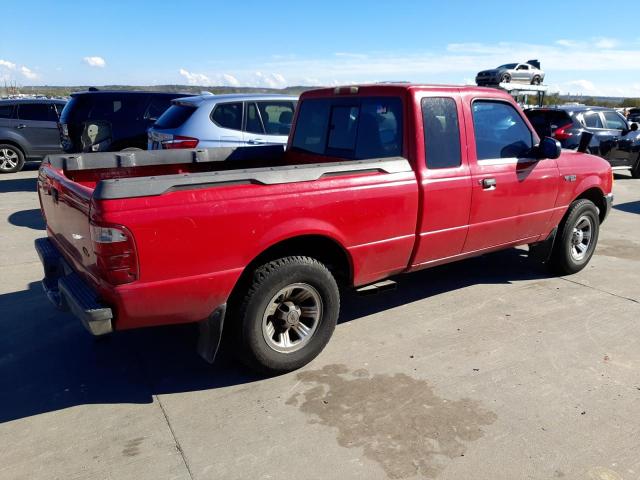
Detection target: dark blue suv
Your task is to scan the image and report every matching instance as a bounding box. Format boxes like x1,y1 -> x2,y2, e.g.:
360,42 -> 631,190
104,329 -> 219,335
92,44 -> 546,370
526,106 -> 640,178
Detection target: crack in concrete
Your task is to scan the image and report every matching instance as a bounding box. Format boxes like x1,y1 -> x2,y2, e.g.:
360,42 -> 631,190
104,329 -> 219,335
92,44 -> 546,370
560,277 -> 640,304
155,394 -> 195,480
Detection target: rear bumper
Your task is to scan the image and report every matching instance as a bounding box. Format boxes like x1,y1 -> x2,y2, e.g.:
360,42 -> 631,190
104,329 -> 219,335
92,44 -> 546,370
603,192 -> 614,222
34,237 -> 113,336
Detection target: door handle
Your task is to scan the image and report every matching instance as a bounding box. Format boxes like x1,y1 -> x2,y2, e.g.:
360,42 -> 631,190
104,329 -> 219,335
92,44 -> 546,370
481,178 -> 497,190
247,139 -> 266,145
16,124 -> 27,129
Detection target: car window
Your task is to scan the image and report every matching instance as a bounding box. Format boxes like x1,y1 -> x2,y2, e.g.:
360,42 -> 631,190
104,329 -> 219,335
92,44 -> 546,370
154,104 -> 197,129
145,97 -> 172,121
292,96 -> 402,160
472,100 -> 533,160
211,102 -> 242,131
422,97 -> 461,169
516,65 -> 528,70
0,104 -> 14,118
256,101 -> 296,135
54,103 -> 66,117
17,103 -> 57,121
602,111 -> 627,130
245,102 -> 264,134
583,112 -> 603,129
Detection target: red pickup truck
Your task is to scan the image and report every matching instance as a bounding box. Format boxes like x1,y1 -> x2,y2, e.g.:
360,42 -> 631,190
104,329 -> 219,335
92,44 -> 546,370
36,84 -> 613,373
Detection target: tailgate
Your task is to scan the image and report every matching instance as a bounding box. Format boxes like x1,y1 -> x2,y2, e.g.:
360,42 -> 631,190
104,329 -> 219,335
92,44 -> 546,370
38,165 -> 98,283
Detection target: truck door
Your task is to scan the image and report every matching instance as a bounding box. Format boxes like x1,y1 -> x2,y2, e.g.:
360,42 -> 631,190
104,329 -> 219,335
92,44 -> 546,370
410,94 -> 473,267
462,98 -> 560,252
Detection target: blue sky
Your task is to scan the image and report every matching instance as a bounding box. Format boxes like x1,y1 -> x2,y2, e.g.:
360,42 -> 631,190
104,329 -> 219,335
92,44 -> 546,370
1,0 -> 638,96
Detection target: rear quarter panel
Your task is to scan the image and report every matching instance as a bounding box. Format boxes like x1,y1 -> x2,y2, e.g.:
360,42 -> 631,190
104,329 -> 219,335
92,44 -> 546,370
96,169 -> 419,329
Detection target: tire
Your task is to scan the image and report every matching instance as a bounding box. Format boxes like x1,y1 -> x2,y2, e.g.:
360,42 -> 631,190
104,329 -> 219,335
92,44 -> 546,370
235,256 -> 340,374
631,155 -> 640,179
548,199 -> 600,275
0,144 -> 25,173
501,73 -> 511,83
531,76 -> 542,85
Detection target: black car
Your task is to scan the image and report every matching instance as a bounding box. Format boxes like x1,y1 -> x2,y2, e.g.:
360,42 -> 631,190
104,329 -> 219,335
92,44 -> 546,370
627,107 -> 640,123
525,105 -> 640,178
0,99 -> 66,173
59,90 -> 190,153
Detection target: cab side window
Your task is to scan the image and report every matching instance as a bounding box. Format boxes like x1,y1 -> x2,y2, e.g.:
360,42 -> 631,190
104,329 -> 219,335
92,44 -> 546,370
472,101 -> 533,160
422,97 -> 461,169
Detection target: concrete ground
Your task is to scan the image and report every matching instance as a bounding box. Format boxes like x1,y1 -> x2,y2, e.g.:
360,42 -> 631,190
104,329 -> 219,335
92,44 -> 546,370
1,163 -> 639,480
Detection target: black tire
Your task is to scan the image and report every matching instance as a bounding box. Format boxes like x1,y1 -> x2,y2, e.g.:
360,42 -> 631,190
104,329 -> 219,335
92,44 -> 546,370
548,199 -> 600,275
235,256 -> 340,374
501,73 -> 511,83
531,76 -> 542,85
0,144 -> 25,173
631,155 -> 640,179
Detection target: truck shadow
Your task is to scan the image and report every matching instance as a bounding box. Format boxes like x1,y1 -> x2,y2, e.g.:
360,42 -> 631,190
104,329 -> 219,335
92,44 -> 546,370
8,208 -> 45,230
0,177 -> 37,194
613,200 -> 640,215
0,248 -> 545,424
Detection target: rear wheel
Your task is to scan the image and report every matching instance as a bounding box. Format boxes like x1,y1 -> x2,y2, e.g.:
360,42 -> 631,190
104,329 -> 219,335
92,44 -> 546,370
235,256 -> 340,374
631,154 -> 640,179
0,144 -> 25,173
531,75 -> 542,85
548,199 -> 600,275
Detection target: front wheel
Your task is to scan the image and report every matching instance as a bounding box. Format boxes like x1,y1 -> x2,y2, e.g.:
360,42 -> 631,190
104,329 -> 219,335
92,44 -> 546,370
501,73 -> 511,83
0,144 -> 25,173
548,199 -> 600,275
531,76 -> 542,85
235,256 -> 340,374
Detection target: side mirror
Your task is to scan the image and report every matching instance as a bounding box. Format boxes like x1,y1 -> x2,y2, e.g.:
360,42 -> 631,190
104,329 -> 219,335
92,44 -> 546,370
537,137 -> 561,159
631,123 -> 638,132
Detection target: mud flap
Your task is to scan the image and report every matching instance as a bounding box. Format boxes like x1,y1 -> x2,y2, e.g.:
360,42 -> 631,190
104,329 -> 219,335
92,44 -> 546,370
197,304 -> 226,364
528,227 -> 558,263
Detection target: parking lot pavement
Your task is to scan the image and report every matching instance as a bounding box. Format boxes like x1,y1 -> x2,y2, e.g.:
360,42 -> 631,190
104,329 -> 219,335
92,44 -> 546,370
1,165 -> 639,480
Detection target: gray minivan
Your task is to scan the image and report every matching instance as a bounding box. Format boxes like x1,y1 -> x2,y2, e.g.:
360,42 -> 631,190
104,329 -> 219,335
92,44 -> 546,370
148,94 -> 297,150
0,99 -> 66,173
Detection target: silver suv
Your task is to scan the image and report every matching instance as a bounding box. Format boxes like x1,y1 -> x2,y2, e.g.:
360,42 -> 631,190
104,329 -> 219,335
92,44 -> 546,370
148,94 -> 297,150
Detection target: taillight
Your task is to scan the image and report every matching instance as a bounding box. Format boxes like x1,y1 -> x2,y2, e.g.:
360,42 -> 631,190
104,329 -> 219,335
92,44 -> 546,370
161,135 -> 199,149
553,123 -> 573,141
90,223 -> 139,285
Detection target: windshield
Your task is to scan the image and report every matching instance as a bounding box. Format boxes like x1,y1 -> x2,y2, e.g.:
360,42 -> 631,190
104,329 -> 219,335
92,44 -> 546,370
498,64 -> 518,69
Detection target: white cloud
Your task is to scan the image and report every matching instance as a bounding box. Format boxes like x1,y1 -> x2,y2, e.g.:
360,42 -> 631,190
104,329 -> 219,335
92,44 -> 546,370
179,68 -> 210,85
253,71 -> 287,88
565,79 -> 596,93
0,59 -> 16,70
222,73 -> 239,87
20,66 -> 37,80
83,56 -> 106,68
594,37 -> 618,49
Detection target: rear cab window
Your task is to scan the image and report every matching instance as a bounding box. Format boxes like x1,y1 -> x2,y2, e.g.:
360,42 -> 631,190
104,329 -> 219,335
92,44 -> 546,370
291,96 -> 403,160
422,97 -> 461,169
0,104 -> 14,118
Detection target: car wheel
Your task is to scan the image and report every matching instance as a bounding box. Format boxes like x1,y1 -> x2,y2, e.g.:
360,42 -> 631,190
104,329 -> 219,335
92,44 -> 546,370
548,199 -> 600,275
631,154 -> 640,179
501,73 -> 511,83
0,144 -> 25,173
531,76 -> 542,85
235,256 -> 340,374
